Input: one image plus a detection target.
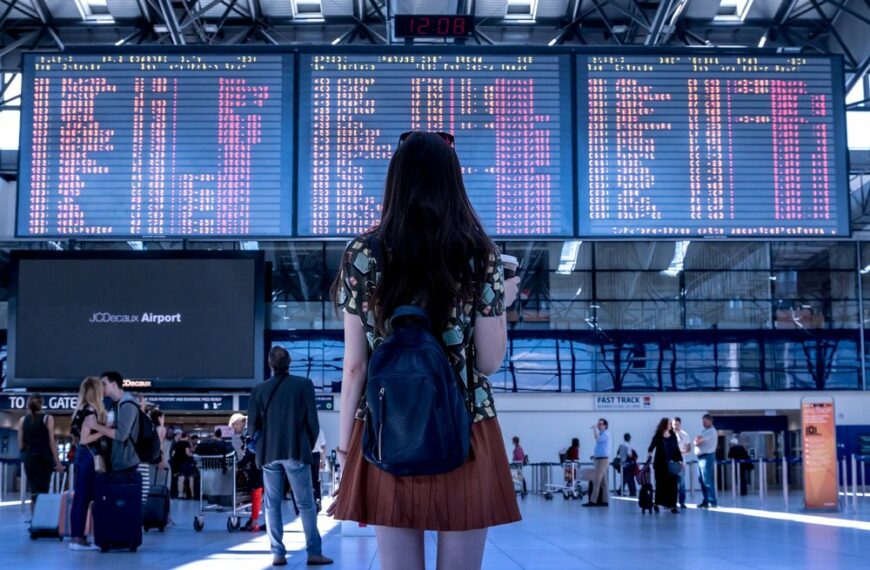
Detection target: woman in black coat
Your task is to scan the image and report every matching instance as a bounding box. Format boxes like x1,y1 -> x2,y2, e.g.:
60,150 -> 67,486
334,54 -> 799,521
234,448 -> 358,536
648,417 -> 683,514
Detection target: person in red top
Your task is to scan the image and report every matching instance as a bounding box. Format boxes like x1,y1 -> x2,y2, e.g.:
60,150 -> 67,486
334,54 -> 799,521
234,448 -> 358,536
566,438 -> 580,461
511,436 -> 526,464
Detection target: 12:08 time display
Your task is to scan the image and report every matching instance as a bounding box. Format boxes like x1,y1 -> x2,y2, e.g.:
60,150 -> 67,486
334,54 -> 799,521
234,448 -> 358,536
393,15 -> 475,38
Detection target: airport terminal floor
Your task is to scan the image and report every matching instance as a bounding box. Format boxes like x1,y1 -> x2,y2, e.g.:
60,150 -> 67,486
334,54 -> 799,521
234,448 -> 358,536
2,494 -> 869,570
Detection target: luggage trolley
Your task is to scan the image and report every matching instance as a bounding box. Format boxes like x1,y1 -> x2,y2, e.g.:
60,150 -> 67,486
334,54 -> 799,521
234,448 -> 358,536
543,461 -> 585,500
509,462 -> 527,499
192,452 -> 251,532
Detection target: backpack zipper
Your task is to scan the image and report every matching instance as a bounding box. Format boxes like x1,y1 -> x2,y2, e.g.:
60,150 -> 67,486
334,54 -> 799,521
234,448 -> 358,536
377,387 -> 385,462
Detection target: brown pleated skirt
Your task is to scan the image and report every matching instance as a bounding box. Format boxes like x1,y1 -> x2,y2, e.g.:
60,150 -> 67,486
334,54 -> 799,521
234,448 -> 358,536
333,417 -> 522,531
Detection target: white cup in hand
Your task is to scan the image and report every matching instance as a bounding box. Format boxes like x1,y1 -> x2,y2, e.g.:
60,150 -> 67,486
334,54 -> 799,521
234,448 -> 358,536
504,276 -> 519,307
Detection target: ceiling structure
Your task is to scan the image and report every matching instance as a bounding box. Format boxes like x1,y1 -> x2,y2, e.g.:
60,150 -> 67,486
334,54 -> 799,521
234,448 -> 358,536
0,0 -> 867,227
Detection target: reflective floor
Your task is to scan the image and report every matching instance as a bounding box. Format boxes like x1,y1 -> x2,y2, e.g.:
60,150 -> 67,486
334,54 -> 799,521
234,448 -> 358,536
1,493 -> 869,569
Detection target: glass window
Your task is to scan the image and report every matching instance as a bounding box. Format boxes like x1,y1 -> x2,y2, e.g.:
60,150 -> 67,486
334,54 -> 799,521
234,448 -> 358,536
594,242 -> 676,271
684,242 -> 769,271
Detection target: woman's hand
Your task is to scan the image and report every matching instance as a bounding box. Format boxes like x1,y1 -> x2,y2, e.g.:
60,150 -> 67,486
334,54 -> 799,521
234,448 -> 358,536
325,487 -> 340,517
504,276 -> 520,307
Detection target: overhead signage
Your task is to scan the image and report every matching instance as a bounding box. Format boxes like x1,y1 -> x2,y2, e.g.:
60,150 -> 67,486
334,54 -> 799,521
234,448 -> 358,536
237,393 -> 334,412
0,392 -> 234,413
593,394 -> 654,411
801,397 -> 839,511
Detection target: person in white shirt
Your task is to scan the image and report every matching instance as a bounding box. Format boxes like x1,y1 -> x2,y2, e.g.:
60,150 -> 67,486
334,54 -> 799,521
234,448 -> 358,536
673,417 -> 691,509
694,414 -> 719,508
615,433 -> 637,497
311,428 -> 327,512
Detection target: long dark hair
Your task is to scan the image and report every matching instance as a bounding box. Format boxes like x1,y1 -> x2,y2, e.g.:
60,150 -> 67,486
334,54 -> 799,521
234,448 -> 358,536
655,417 -> 672,437
333,131 -> 496,334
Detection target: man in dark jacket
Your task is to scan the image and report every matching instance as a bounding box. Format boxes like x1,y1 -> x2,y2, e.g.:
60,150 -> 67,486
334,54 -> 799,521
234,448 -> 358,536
248,346 -> 332,567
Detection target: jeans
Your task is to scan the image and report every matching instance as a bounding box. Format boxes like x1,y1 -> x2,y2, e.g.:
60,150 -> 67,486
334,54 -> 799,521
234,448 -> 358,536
698,453 -> 717,505
622,462 -> 637,496
263,459 -> 322,558
71,446 -> 96,539
677,466 -> 686,505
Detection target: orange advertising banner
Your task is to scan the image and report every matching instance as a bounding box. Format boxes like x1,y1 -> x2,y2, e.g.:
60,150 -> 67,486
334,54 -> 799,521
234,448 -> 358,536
801,398 -> 839,511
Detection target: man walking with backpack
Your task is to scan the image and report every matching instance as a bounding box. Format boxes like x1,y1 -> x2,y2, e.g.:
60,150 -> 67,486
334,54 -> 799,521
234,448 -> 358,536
248,347 -> 332,567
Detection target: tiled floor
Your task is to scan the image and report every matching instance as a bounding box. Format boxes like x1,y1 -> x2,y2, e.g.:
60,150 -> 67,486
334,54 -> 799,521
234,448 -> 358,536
1,493 -> 869,569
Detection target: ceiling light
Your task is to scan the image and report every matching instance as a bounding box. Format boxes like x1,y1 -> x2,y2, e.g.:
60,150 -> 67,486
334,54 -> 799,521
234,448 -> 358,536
557,240 -> 582,275
661,241 -> 691,278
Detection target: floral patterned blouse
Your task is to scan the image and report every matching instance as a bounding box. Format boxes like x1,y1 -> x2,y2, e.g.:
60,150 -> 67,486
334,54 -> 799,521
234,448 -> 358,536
337,235 -> 505,423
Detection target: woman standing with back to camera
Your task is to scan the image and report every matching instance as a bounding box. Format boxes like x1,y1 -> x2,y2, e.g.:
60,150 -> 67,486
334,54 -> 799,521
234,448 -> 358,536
329,131 -> 522,570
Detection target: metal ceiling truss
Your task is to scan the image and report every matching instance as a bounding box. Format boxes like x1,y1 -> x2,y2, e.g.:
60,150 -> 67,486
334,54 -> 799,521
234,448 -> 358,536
0,0 -> 866,102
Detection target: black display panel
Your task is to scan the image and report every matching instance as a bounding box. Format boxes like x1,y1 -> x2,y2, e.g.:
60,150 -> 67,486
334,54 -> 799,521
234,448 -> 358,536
8,252 -> 265,390
17,52 -> 293,238
298,52 -> 574,237
577,54 -> 848,237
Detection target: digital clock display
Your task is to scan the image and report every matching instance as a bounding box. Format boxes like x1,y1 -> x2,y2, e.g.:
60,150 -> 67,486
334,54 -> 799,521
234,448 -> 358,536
394,15 -> 475,38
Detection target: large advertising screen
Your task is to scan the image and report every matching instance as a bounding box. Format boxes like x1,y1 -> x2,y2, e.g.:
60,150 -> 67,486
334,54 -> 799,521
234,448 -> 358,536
801,397 -> 840,511
8,251 -> 265,389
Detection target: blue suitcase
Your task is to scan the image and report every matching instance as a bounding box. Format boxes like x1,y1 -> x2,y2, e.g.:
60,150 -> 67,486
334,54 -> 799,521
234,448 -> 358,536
93,470 -> 143,552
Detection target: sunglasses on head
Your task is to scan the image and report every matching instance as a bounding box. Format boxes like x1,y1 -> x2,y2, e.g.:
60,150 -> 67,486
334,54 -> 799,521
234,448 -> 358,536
398,131 -> 455,148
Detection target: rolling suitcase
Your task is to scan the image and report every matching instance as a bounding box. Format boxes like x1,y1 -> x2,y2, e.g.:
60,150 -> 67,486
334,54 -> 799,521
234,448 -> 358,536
638,483 -> 654,514
143,469 -> 170,532
59,488 -> 74,538
93,470 -> 143,552
29,470 -> 66,540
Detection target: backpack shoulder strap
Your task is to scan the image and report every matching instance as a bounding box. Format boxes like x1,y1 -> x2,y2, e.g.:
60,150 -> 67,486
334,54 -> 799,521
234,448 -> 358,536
119,399 -> 140,444
257,373 -> 288,458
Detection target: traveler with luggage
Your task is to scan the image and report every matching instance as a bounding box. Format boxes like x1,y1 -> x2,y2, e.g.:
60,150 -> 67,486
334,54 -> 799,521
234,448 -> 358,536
247,346 -> 332,566
566,438 -> 581,461
616,433 -> 638,497
68,376 -> 108,551
84,371 -> 149,551
17,393 -> 63,514
647,417 -> 683,514
229,413 -> 264,532
328,131 -> 522,570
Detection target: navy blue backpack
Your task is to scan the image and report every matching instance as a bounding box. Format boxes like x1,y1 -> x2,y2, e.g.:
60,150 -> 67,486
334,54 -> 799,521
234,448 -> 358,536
362,305 -> 473,476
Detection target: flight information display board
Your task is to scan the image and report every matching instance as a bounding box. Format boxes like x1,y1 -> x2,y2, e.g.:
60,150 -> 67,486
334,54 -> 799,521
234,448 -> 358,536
17,52 -> 293,238
577,54 -> 848,237
298,53 -> 574,237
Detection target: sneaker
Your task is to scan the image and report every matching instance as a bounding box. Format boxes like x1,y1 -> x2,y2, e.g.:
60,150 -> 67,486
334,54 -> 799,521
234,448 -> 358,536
680,503 -> 687,509
69,541 -> 100,551
697,502 -> 710,509
273,555 -> 287,566
307,554 -> 334,566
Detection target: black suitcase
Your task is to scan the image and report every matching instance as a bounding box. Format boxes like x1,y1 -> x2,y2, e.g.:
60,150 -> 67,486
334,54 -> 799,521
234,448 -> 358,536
94,470 -> 143,552
638,483 -> 654,514
143,485 -> 170,532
